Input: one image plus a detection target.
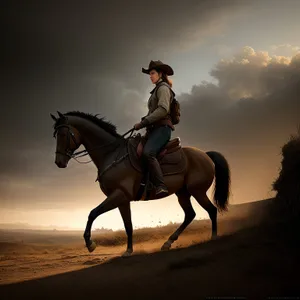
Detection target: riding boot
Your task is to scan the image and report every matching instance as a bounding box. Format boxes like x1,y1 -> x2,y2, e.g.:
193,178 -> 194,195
147,155 -> 169,198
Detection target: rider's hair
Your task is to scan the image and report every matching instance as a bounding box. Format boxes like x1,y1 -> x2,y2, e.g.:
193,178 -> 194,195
161,71 -> 173,88
155,68 -> 173,88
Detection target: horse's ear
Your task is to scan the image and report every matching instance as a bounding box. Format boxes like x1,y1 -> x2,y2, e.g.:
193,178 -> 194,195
57,111 -> 66,119
50,113 -> 57,121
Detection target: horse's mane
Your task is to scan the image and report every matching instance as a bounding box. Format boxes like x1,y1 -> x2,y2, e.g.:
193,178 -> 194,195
55,111 -> 121,137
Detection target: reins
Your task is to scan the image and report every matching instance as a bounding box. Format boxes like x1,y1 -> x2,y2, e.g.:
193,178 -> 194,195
55,126 -> 135,164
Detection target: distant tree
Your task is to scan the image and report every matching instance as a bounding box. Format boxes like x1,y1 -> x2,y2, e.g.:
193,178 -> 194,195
272,125 -> 300,217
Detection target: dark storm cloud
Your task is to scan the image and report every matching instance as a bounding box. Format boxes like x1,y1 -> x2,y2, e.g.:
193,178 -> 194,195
2,0 -> 243,76
176,47 -> 300,147
2,0 -> 245,129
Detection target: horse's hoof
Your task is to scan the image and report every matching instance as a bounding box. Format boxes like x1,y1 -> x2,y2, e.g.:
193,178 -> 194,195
122,250 -> 133,257
87,241 -> 97,253
161,240 -> 172,251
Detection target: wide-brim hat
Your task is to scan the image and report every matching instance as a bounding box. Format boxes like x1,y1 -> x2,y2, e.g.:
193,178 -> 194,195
142,60 -> 174,76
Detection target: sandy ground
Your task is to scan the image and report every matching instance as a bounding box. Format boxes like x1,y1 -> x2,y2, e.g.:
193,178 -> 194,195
0,198 -> 299,300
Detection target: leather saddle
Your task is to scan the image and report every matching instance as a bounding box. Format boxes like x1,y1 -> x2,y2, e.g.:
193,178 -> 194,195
127,134 -> 186,176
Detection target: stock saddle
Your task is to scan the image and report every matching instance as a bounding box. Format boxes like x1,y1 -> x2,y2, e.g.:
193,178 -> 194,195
127,134 -> 186,199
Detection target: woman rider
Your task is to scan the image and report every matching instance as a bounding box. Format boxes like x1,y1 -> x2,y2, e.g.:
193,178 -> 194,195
133,60 -> 175,198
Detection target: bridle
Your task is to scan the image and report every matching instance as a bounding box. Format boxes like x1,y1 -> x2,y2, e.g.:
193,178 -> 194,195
53,123 -> 135,164
53,124 -> 82,159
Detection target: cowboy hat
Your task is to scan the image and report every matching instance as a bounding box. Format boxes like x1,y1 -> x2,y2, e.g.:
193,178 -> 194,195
142,60 -> 174,76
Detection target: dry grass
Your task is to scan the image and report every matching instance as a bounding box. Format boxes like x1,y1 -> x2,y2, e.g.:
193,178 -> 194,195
92,219 -> 212,246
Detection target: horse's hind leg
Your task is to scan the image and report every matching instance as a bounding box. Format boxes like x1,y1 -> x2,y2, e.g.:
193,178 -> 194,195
161,187 -> 195,251
188,188 -> 217,239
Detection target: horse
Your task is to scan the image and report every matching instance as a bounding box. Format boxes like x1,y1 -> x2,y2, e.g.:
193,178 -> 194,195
50,110 -> 231,256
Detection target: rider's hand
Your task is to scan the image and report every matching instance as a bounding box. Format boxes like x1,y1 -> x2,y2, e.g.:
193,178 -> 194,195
134,122 -> 143,130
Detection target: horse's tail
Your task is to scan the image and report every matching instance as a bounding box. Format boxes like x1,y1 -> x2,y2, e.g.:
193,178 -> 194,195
206,151 -> 231,212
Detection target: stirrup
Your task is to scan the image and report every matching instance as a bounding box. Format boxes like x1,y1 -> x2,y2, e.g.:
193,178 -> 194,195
156,186 -> 169,198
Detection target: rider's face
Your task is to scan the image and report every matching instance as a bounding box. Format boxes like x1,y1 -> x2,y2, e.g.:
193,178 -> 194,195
149,69 -> 161,84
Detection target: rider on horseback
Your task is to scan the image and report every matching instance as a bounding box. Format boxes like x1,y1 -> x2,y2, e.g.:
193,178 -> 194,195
133,60 -> 175,198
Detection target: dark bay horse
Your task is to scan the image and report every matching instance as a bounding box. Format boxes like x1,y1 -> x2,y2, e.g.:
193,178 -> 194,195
50,111 -> 231,256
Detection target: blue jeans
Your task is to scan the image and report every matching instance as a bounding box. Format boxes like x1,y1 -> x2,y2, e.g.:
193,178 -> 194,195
142,125 -> 172,188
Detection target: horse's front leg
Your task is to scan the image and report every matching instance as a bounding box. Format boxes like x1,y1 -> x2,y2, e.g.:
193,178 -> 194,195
83,189 -> 129,253
118,203 -> 133,257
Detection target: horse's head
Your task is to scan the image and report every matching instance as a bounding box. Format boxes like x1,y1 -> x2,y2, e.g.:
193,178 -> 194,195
50,111 -> 82,168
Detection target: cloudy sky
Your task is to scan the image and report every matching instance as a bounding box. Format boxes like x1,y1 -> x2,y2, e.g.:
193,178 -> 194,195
1,0 -> 300,230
